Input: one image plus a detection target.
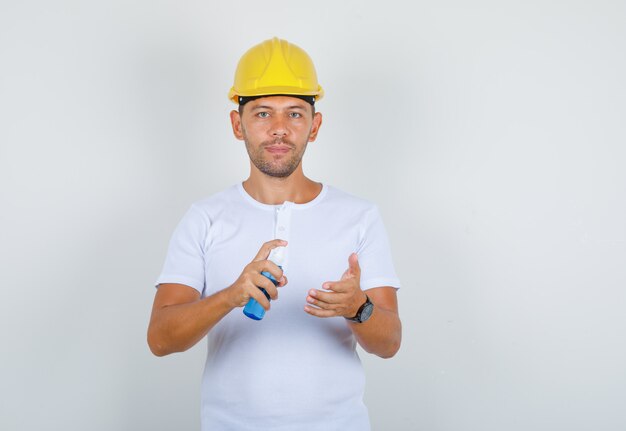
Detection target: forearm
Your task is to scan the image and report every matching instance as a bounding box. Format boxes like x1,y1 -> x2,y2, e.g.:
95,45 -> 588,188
148,289 -> 233,356
348,304 -> 401,359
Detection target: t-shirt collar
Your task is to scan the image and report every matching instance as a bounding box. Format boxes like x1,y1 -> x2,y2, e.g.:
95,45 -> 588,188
236,182 -> 328,211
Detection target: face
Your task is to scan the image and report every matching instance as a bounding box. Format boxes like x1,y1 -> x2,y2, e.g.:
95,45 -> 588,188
230,96 -> 322,178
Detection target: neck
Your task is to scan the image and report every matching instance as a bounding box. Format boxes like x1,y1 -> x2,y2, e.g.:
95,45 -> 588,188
242,165 -> 322,205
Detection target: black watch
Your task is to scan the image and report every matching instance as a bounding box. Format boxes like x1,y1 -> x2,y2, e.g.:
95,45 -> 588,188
345,295 -> 374,323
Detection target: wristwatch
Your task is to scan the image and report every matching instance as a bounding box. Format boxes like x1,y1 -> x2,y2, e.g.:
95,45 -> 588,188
345,295 -> 374,323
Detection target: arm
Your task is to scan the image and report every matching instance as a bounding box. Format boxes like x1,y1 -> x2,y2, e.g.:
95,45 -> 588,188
147,283 -> 231,356
147,239 -> 288,356
304,253 -> 402,358
347,286 -> 401,359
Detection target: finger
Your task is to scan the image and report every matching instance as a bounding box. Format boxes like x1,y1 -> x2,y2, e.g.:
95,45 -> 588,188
277,274 -> 288,287
252,260 -> 284,283
252,239 -> 288,262
308,289 -> 342,305
306,295 -> 344,313
247,286 -> 271,310
306,294 -> 334,310
304,305 -> 336,318
348,252 -> 361,277
252,274 -> 279,300
322,280 -> 350,293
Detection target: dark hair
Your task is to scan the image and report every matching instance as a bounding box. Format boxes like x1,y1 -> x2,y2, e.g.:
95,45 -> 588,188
238,94 -> 315,115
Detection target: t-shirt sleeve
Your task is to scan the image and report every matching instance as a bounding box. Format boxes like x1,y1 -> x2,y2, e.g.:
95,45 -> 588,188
356,205 -> 402,291
155,205 -> 210,294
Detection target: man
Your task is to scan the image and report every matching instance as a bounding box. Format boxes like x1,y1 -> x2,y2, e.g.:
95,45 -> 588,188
148,37 -> 402,431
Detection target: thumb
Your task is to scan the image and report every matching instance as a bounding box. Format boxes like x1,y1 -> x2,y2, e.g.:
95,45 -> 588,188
348,252 -> 361,277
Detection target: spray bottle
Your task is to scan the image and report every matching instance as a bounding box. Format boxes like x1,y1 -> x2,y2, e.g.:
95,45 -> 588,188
243,245 -> 285,320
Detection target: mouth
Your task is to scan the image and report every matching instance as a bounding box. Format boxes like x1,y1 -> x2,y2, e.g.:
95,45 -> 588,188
265,145 -> 292,154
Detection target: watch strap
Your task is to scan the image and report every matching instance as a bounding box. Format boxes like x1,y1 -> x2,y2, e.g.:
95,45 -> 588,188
345,295 -> 373,323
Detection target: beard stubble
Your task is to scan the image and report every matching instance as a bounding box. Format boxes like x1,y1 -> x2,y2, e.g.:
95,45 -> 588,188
244,137 -> 308,178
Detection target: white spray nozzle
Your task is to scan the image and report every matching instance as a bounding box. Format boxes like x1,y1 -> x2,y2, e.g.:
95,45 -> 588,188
268,245 -> 286,266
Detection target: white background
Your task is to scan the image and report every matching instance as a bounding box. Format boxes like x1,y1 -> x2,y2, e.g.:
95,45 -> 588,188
1,1 -> 625,430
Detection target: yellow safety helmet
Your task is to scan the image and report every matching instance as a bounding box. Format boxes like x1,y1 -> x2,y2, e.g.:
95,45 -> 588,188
228,37 -> 324,104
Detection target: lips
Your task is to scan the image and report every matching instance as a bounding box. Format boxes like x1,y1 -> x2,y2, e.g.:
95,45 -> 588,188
265,145 -> 291,154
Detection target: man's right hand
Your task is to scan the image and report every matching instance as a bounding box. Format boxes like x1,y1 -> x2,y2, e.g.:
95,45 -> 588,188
148,239 -> 289,356
223,239 -> 288,311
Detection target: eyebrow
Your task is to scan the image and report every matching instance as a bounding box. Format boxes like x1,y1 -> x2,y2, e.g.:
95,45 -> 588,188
251,105 -> 307,111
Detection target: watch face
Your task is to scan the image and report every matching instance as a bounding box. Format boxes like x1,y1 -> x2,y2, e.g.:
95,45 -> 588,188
360,302 -> 374,322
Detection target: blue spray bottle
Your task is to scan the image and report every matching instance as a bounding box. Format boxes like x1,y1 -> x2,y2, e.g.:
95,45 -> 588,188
243,245 -> 285,320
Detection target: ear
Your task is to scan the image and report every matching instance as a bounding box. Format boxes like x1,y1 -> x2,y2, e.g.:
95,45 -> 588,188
307,112 -> 323,142
230,110 -> 244,140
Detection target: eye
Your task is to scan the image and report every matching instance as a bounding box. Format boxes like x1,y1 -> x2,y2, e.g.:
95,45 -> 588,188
289,112 -> 302,119
257,112 -> 270,118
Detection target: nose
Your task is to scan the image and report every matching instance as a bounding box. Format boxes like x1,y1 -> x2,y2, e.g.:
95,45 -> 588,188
269,116 -> 288,138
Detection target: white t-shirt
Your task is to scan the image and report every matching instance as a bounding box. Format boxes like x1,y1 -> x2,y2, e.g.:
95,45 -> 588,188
156,182 -> 401,431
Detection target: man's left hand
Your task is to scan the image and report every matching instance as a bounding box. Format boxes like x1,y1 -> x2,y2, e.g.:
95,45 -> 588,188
304,252 -> 367,318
